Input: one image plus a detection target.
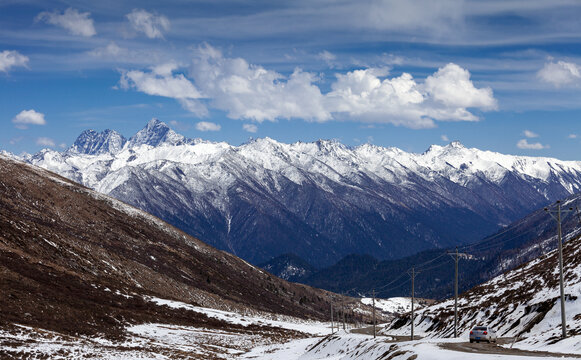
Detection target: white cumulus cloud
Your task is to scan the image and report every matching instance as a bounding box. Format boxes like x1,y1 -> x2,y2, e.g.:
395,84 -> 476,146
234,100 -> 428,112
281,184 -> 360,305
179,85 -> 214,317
36,137 -> 55,147
195,121 -> 221,132
523,130 -> 539,138
568,134 -> 578,139
243,124 -> 258,133
119,63 -> 207,116
537,60 -> 581,87
423,63 -> 497,115
122,44 -> 497,129
0,50 -> 29,72
326,68 -> 432,127
126,9 -> 170,39
517,139 -> 549,150
36,8 -> 96,37
12,109 -> 46,129
190,44 -> 330,122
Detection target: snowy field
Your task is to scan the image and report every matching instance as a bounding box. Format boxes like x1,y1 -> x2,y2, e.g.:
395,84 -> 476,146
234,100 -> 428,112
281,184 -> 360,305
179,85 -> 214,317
0,296 -> 333,359
360,297 -> 422,314
145,296 -> 332,336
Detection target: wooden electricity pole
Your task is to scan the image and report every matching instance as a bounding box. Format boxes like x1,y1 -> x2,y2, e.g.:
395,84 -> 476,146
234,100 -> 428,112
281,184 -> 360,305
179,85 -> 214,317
372,289 -> 376,338
331,302 -> 334,334
447,246 -> 470,338
407,267 -> 419,341
545,200 -> 573,339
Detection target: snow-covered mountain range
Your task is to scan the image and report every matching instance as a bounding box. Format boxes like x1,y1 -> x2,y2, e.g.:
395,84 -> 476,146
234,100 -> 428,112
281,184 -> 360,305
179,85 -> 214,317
22,118 -> 581,267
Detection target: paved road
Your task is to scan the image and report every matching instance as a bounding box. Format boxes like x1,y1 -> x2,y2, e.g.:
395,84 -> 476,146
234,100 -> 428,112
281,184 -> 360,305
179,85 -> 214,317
350,328 -> 581,358
440,339 -> 581,358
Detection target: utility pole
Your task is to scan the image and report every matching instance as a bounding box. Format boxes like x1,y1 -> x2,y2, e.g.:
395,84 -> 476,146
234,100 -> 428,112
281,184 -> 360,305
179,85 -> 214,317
407,267 -> 419,341
342,298 -> 346,331
447,246 -> 470,338
331,302 -> 334,334
372,289 -> 376,338
545,200 -> 573,339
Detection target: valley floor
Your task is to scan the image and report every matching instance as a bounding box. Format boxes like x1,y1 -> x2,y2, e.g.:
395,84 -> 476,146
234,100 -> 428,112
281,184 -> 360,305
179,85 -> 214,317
244,333 -> 581,360
3,307 -> 581,359
0,297 -> 331,359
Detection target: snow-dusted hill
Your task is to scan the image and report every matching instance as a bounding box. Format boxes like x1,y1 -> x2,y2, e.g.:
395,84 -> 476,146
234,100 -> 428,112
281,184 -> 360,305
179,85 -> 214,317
384,221 -> 581,353
23,118 -> 581,266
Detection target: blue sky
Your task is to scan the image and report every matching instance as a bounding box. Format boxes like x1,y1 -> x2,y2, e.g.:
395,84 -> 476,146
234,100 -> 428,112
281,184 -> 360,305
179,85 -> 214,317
2,0 -> 581,159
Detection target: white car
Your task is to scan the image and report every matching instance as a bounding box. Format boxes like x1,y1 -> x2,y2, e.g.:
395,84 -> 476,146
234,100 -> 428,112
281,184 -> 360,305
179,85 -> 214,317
469,326 -> 497,343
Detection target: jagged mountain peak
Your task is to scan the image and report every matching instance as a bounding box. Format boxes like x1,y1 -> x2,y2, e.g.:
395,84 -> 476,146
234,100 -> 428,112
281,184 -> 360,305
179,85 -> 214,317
68,128 -> 126,155
127,118 -> 186,148
448,140 -> 464,148
423,140 -> 467,156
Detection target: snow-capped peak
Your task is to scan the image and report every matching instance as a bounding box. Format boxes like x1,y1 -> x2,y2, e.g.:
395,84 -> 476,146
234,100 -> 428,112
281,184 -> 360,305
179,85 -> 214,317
126,118 -> 186,149
448,140 -> 464,149
68,129 -> 126,155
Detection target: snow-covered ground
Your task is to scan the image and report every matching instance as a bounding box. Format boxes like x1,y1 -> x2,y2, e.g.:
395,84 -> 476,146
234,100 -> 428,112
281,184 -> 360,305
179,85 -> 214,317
380,233 -> 581,354
243,333 -> 581,359
361,297 -> 423,314
4,298 -> 581,359
0,296 -> 333,359
145,296 -> 332,336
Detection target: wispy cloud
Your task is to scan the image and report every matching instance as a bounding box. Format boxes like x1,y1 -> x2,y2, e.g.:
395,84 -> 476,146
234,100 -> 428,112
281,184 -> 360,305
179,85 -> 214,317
317,50 -> 337,68
441,134 -> 449,142
89,42 -> 131,60
568,134 -> 578,139
243,124 -> 258,133
516,139 -> 549,150
12,109 -> 46,129
36,137 -> 55,147
36,8 -> 96,37
537,60 -> 581,87
126,9 -> 170,39
523,130 -> 539,138
9,136 -> 24,145
0,50 -> 29,72
195,121 -> 221,131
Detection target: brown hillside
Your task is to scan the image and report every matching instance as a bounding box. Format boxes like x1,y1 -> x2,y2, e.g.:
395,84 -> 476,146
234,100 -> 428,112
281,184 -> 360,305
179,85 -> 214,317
0,155 -> 346,338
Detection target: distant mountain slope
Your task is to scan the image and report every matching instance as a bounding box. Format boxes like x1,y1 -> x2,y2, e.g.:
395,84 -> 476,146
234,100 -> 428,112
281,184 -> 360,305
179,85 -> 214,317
282,192 -> 581,300
259,253 -> 317,282
24,118 -> 581,267
0,155 -> 343,338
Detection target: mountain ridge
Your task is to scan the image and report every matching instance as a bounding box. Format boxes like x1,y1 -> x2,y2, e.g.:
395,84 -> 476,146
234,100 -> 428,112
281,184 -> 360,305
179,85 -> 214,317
20,118 -> 581,267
